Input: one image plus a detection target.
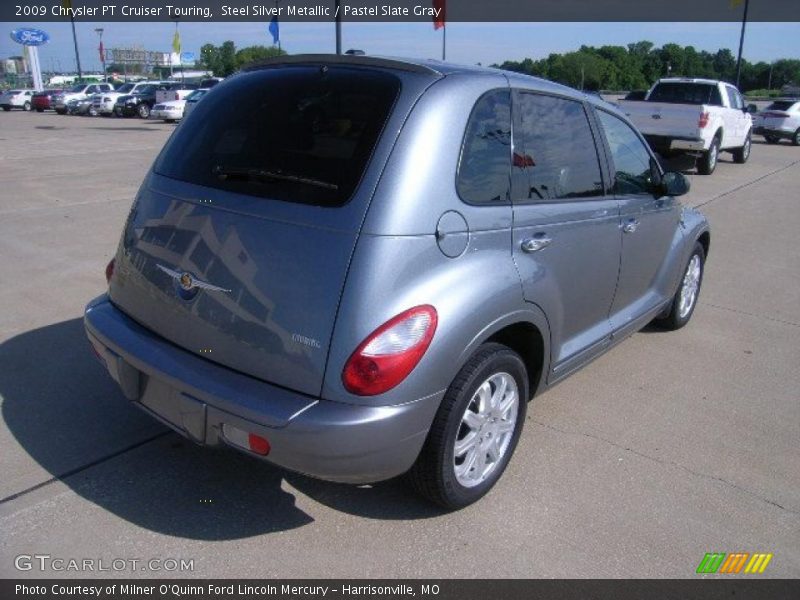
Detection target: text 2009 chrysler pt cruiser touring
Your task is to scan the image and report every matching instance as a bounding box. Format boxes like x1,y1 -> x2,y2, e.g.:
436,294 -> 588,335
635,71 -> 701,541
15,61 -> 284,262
85,55 -> 709,509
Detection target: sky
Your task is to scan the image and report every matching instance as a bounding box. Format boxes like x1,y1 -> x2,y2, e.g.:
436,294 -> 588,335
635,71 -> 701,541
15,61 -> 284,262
2,21 -> 799,73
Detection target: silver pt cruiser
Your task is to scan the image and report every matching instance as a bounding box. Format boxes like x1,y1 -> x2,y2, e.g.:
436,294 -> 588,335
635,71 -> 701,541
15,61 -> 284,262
85,55 -> 709,509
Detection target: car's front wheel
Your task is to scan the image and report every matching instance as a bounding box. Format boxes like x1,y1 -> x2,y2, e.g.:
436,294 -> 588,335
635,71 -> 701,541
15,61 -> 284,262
137,104 -> 150,118
792,129 -> 800,147
406,343 -> 528,509
656,241 -> 705,331
22,101 -> 31,111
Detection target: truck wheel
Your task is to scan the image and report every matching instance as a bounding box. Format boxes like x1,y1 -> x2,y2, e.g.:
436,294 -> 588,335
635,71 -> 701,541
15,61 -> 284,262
793,129 -> 800,147
698,137 -> 719,175
88,105 -> 98,117
732,131 -> 751,164
406,343 -> 528,509
137,104 -> 150,118
655,242 -> 705,331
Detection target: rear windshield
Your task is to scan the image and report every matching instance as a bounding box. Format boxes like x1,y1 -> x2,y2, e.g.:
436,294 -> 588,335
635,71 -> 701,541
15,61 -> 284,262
766,101 -> 798,112
154,66 -> 400,207
648,83 -> 723,106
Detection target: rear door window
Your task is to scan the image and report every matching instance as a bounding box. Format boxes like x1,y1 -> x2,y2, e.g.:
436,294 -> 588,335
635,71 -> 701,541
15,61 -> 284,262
154,66 -> 399,207
456,89 -> 512,205
512,92 -> 604,202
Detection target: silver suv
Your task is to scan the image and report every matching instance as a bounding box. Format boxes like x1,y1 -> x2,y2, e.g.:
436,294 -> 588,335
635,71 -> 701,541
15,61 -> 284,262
85,56 -> 709,509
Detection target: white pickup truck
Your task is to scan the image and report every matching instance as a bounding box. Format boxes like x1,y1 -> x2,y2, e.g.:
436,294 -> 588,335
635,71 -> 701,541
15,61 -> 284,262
618,78 -> 756,175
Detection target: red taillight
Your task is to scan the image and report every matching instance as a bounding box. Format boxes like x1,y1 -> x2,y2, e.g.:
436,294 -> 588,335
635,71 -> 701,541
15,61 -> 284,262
105,258 -> 115,283
342,305 -> 438,396
222,423 -> 271,456
698,112 -> 710,129
247,433 -> 271,456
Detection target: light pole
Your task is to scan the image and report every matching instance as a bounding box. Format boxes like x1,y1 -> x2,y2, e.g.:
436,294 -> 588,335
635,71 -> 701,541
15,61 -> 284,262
95,28 -> 105,82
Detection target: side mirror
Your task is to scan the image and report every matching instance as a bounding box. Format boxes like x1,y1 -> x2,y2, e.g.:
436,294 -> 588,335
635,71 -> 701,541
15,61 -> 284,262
662,171 -> 690,197
746,103 -> 758,114
648,156 -> 663,194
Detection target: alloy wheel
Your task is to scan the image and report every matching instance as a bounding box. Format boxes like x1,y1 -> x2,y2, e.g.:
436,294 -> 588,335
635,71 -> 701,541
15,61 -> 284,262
453,372 -> 519,488
678,254 -> 702,318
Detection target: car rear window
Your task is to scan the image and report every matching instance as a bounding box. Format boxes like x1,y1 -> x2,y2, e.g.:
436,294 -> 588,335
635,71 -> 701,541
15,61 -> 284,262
154,66 -> 400,207
648,83 -> 723,106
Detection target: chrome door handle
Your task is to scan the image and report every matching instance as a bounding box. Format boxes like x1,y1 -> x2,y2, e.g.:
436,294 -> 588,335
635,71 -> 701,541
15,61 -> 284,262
521,237 -> 552,253
622,219 -> 640,234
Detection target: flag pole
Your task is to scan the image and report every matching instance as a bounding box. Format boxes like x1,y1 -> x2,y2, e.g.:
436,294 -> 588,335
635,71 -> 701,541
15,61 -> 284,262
442,23 -> 446,61
335,0 -> 342,55
735,0 -> 749,88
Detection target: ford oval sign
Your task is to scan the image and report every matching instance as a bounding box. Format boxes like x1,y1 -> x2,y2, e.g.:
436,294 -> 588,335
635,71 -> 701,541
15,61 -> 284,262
10,28 -> 50,47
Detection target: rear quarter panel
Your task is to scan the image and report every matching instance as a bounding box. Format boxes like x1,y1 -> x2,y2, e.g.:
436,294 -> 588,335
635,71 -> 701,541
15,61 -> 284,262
322,73 -> 551,407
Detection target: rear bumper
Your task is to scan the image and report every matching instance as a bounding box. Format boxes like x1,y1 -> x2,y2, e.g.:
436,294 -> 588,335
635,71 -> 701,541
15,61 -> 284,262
84,295 -> 441,483
645,134 -> 706,154
150,109 -> 182,120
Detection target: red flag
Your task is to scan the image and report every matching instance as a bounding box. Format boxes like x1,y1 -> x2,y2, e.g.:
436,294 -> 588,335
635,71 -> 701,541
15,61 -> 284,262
432,0 -> 446,30
98,40 -> 104,62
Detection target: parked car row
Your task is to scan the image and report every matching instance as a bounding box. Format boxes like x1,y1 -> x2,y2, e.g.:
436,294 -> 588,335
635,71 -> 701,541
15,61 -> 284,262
1,77 -> 220,122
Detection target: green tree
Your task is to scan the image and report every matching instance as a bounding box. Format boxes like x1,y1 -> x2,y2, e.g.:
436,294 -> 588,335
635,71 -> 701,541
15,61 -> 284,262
219,41 -> 238,77
199,43 -> 221,75
235,45 -> 287,67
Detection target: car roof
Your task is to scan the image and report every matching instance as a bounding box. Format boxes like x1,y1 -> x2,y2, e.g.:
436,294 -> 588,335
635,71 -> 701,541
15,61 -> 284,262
242,53 -> 605,107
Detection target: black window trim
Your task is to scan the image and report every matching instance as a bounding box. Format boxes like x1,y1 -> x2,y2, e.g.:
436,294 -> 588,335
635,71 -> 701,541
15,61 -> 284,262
510,87 -> 609,205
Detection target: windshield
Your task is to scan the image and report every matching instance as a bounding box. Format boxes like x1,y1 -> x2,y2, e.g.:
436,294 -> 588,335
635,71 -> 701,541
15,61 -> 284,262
135,85 -> 157,95
154,66 -> 399,207
116,83 -> 135,93
68,84 -> 85,93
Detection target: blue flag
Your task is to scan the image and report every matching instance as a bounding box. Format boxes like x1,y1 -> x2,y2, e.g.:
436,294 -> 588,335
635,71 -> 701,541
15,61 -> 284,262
268,16 -> 279,45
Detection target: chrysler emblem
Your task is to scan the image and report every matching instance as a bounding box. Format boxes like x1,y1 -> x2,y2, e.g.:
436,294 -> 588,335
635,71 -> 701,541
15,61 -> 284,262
157,264 -> 231,297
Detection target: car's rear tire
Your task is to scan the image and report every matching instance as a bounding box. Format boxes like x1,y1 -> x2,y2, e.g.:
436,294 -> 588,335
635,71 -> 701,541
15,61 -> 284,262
655,242 -> 705,331
698,136 -> 720,175
406,343 -> 528,510
22,101 -> 31,111
88,105 -> 98,117
2,106 -> 10,112
792,129 -> 800,147
137,104 -> 150,118
732,131 -> 751,164
764,135 -> 779,144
